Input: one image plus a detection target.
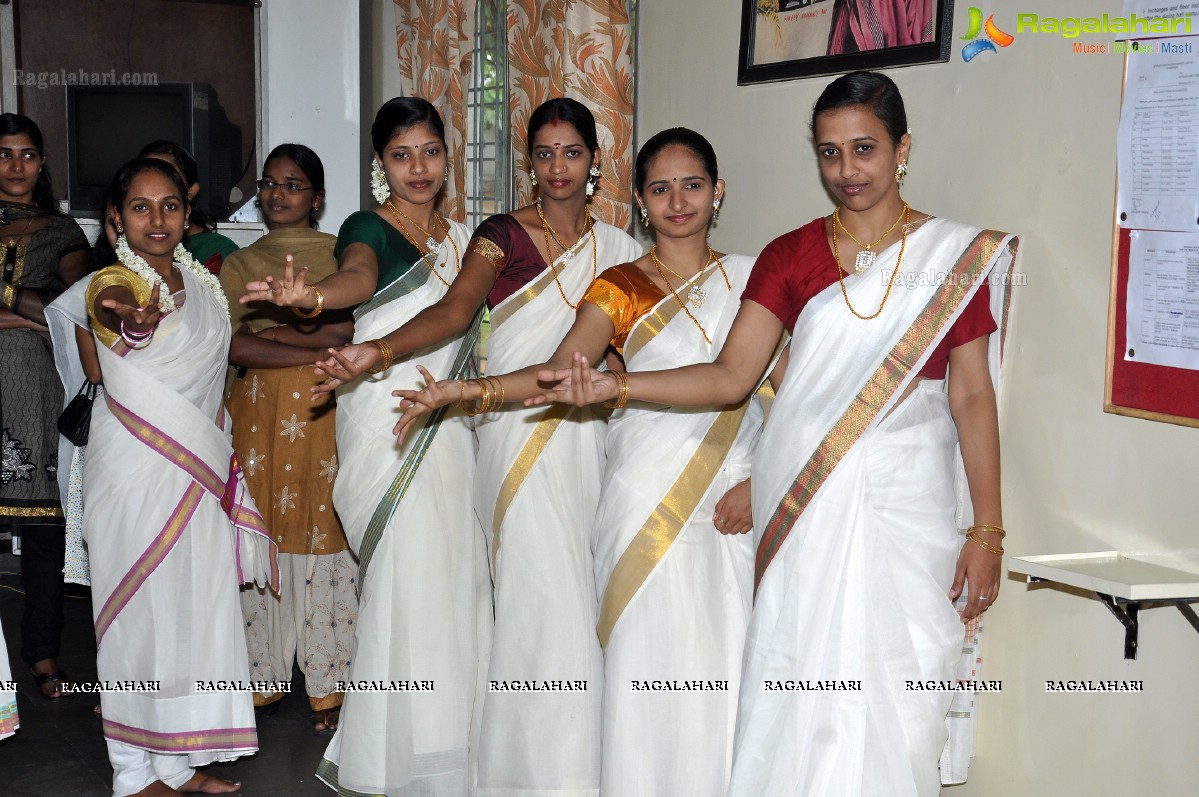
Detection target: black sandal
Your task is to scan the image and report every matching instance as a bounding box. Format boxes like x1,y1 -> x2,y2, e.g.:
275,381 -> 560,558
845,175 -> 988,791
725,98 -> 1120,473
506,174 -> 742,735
29,667 -> 75,700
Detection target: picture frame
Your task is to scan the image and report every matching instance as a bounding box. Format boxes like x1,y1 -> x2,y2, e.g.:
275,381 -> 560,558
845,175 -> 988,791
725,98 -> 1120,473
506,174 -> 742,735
738,0 -> 956,85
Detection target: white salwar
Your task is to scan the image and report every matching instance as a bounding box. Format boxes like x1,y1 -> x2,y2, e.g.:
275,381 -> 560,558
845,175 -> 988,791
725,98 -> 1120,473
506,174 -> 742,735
318,221 -> 493,797
729,219 -> 1019,797
475,221 -> 640,797
592,255 -> 763,797
47,269 -> 277,797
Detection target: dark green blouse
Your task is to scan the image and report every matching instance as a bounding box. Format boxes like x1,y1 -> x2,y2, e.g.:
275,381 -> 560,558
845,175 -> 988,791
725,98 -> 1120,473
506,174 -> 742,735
334,211 -> 423,294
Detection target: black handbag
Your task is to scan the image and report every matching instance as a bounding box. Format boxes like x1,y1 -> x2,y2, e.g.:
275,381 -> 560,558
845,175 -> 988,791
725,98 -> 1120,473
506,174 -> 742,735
56,380 -> 98,447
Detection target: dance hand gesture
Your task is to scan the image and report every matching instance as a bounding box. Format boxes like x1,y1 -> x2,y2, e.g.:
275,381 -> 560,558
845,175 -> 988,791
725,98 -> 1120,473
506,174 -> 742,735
528,352 -> 618,407
949,532 -> 1002,621
312,344 -> 381,396
713,479 -> 752,535
102,286 -> 163,335
391,365 -> 460,443
240,254 -> 314,308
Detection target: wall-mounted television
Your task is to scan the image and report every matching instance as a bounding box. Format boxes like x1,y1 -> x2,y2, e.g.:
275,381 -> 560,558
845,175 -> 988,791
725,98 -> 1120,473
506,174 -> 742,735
65,82 -> 241,219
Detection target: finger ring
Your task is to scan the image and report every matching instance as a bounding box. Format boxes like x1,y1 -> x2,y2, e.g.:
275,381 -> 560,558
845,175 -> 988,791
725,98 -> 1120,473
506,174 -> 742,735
978,595 -> 989,601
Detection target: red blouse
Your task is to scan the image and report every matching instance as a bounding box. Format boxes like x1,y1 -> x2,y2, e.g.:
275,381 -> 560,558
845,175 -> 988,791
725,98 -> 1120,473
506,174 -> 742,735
742,218 -> 996,379
469,214 -> 552,308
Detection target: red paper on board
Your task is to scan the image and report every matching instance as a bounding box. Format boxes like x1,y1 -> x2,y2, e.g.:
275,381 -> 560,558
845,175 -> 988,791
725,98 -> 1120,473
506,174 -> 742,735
1110,227 -> 1199,421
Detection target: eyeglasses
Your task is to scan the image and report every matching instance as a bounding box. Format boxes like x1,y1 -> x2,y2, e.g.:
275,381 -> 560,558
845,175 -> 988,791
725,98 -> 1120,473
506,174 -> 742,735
256,179 -> 315,194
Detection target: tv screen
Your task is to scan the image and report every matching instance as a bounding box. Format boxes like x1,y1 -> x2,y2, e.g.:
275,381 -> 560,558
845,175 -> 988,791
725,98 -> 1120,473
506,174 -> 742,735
72,91 -> 191,188
66,82 -> 239,220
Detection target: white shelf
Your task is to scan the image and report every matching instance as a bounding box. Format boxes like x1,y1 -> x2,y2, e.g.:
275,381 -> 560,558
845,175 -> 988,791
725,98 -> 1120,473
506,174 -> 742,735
1009,551 -> 1199,601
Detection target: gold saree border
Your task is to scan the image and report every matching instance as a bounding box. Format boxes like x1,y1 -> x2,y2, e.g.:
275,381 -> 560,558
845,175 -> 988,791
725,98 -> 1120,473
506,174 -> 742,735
490,403 -> 572,566
754,230 -> 1010,592
597,399 -> 750,648
489,232 -> 591,329
623,264 -> 726,360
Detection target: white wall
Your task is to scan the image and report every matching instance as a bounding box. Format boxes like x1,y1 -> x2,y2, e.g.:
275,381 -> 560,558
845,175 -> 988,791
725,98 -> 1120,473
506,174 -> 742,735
260,0 -> 362,230
638,1 -> 1199,794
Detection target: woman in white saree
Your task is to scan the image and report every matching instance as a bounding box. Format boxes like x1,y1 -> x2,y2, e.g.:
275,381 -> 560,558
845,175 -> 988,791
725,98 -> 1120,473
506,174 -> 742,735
47,158 -> 277,796
305,99 -> 641,797
392,128 -> 778,796
533,71 -> 1020,796
244,98 -> 489,796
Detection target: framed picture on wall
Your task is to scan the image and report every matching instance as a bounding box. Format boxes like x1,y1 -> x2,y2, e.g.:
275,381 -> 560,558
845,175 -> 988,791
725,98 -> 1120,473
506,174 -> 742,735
738,0 -> 955,85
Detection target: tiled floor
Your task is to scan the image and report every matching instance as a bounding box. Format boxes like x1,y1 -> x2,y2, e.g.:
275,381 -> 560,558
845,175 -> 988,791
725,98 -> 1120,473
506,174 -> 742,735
0,550 -> 334,797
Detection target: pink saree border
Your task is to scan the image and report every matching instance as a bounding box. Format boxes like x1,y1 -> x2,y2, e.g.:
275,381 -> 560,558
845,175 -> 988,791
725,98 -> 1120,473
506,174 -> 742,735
103,717 -> 257,753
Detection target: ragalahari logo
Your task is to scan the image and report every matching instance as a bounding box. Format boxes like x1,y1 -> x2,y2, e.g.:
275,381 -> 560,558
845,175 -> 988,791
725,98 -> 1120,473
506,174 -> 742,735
961,8 -> 1014,61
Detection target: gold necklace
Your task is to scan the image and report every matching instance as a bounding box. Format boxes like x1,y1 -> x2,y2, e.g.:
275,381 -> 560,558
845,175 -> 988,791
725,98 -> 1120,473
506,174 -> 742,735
536,201 -> 597,309
649,248 -> 730,345
536,198 -> 591,263
649,245 -> 729,308
385,200 -> 460,288
388,201 -> 442,252
832,203 -> 910,320
834,202 -> 907,273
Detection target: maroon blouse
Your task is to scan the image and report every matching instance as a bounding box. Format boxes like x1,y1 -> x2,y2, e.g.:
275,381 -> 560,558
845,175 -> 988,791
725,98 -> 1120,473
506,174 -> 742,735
471,214 -> 551,308
742,218 -> 996,380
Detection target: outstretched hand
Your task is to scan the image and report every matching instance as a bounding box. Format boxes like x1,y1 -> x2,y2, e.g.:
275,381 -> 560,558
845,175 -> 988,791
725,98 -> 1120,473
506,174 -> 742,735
391,365 -> 460,443
241,254 -> 313,307
312,343 -> 381,397
526,352 -> 619,407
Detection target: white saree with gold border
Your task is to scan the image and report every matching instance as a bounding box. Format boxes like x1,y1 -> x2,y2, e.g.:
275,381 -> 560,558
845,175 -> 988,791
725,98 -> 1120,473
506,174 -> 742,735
592,255 -> 763,797
49,267 -> 277,768
729,219 -> 1020,796
318,221 -> 493,797
475,220 -> 640,797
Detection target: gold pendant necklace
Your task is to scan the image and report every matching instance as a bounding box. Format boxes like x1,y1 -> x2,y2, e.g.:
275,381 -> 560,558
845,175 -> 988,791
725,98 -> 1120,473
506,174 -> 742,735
648,246 -> 731,344
536,198 -> 590,264
536,199 -> 596,309
388,201 -> 443,252
649,245 -> 728,308
834,203 -> 907,273
385,200 -> 460,288
831,203 -> 911,320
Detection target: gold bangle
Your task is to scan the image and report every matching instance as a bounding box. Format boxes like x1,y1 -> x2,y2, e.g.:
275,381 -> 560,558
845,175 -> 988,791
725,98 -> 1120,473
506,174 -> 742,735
459,379 -> 485,416
364,338 -> 393,374
968,524 -> 1006,539
967,530 -> 1005,556
477,377 -> 493,414
488,376 -> 505,408
604,370 -> 630,409
294,285 -> 325,318
460,377 -> 490,416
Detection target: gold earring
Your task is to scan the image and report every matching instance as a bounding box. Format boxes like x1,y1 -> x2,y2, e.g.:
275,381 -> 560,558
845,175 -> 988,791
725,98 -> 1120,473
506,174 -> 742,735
638,206 -> 649,227
895,162 -> 908,183
529,169 -> 537,187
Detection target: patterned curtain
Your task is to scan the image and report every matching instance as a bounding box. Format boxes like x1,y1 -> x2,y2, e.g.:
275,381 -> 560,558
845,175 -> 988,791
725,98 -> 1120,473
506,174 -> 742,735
507,0 -> 637,229
394,0 -> 476,223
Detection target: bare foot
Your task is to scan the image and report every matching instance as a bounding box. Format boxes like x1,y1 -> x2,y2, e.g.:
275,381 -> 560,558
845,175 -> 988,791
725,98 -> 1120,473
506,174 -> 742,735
129,781 -> 181,796
178,772 -> 241,793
